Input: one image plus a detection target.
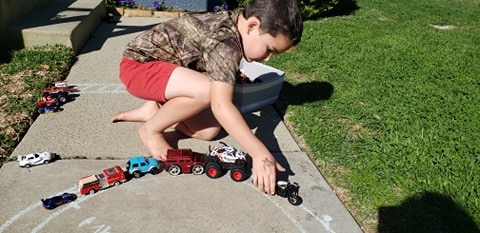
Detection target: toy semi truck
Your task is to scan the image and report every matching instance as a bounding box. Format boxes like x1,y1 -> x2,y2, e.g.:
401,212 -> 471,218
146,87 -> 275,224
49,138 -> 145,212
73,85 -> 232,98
77,166 -> 127,195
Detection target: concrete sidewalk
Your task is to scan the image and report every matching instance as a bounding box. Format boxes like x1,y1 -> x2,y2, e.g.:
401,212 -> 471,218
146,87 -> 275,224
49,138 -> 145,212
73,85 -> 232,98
1,17 -> 362,233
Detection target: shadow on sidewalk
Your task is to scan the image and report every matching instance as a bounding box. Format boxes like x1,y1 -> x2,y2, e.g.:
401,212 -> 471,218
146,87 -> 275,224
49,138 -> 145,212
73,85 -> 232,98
79,18 -> 160,54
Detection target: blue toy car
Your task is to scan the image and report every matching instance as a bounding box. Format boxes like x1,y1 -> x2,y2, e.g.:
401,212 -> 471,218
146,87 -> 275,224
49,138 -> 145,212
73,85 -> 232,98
39,105 -> 60,114
126,156 -> 160,178
41,192 -> 77,210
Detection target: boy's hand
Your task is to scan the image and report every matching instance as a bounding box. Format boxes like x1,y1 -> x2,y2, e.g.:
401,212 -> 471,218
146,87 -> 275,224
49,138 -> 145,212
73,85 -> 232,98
251,155 -> 286,195
209,82 -> 286,194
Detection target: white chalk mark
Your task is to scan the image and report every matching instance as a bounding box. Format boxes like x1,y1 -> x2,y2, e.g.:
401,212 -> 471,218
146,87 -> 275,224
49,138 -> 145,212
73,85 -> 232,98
70,83 -> 127,94
0,202 -> 42,233
70,202 -> 81,209
245,182 -> 306,233
78,217 -> 96,228
3,175 -> 336,233
114,85 -> 125,92
92,224 -> 111,233
31,193 -> 95,233
0,187 -> 77,233
300,205 -> 336,233
245,180 -> 338,233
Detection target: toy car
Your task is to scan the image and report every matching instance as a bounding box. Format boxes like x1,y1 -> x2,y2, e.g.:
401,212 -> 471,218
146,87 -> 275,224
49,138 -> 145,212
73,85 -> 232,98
38,105 -> 61,114
163,149 -> 206,176
276,181 -> 302,205
17,152 -> 55,168
126,156 -> 160,178
77,166 -> 127,195
41,192 -> 77,210
36,96 -> 58,107
36,96 -> 62,114
205,142 -> 248,182
41,81 -> 77,104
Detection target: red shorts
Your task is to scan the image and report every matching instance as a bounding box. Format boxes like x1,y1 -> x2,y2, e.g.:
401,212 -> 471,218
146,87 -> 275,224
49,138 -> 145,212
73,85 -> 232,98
120,58 -> 178,103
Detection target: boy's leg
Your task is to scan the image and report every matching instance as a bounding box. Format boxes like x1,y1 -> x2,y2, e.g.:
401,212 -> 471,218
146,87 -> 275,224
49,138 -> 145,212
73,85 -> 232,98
139,66 -> 214,160
174,108 -> 221,141
112,100 -> 221,140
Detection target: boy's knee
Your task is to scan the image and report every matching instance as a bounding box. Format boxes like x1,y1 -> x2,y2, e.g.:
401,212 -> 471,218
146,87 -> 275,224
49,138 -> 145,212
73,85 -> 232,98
195,85 -> 211,107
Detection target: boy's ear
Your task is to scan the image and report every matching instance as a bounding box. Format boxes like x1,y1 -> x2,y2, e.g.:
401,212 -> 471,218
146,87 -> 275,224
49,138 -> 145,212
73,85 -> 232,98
246,16 -> 261,34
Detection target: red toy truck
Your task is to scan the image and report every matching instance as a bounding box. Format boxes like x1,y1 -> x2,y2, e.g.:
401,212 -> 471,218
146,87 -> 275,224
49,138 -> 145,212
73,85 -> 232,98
77,166 -> 127,195
163,149 -> 206,176
42,81 -> 77,104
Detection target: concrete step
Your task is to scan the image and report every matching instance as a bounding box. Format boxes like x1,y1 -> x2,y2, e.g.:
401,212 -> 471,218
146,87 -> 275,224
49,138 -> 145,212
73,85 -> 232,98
15,0 -> 106,54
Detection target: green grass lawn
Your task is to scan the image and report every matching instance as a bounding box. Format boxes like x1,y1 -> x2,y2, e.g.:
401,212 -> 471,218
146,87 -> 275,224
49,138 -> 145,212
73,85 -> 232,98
0,45 -> 74,160
268,0 -> 480,232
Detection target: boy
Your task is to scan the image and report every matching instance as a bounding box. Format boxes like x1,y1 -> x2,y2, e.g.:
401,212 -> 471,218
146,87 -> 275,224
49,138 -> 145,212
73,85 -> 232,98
111,0 -> 303,195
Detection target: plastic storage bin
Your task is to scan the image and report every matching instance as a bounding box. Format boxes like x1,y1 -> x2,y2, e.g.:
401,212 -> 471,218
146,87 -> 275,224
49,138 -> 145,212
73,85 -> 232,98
233,60 -> 285,113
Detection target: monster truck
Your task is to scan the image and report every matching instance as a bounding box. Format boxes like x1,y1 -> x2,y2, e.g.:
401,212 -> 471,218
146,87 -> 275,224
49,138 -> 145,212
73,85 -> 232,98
205,142 -> 248,182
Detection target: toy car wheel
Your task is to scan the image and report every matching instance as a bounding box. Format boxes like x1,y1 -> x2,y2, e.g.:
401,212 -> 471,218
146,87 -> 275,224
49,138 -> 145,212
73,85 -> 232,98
206,163 -> 222,179
58,95 -> 67,103
43,160 -> 50,164
150,167 -> 160,175
114,181 -> 120,187
191,165 -> 204,175
230,168 -> 246,182
168,165 -> 181,176
25,164 -> 31,168
88,189 -> 96,195
133,170 -> 142,178
288,195 -> 302,206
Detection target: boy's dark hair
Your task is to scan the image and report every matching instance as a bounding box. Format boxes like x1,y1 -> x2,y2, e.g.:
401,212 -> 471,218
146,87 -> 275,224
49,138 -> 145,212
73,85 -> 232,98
242,0 -> 303,46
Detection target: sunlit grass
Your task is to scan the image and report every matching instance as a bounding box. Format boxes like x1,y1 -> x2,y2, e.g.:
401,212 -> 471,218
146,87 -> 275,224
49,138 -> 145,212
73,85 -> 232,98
268,0 -> 480,231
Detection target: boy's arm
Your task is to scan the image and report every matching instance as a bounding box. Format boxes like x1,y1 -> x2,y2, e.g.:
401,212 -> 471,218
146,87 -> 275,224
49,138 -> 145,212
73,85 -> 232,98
210,80 -> 285,195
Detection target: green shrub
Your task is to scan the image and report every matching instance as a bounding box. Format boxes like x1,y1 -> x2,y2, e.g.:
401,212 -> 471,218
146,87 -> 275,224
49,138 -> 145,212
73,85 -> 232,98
228,0 -> 339,20
297,0 -> 339,19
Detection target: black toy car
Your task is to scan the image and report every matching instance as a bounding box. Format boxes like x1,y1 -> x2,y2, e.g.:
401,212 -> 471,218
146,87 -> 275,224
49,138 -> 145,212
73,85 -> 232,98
276,181 -> 302,205
41,192 -> 77,210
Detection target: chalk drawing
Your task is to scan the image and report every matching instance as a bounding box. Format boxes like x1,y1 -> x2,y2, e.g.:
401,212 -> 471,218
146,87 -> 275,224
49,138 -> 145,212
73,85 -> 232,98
91,224 -> 112,233
246,181 -> 337,233
79,217 -> 112,233
0,187 -> 76,233
70,84 -> 127,94
31,191 -> 96,233
301,205 -> 335,233
0,201 -> 42,233
267,195 -> 307,233
78,217 -> 96,228
2,175 -> 338,233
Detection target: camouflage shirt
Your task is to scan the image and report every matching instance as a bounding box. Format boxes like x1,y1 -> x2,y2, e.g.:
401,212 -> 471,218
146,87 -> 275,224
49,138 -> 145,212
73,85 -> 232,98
123,11 -> 242,86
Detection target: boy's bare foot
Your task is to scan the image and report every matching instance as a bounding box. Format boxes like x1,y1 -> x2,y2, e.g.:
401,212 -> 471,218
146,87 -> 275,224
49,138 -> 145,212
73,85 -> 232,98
111,101 -> 159,123
138,124 -> 172,161
111,111 -> 129,123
